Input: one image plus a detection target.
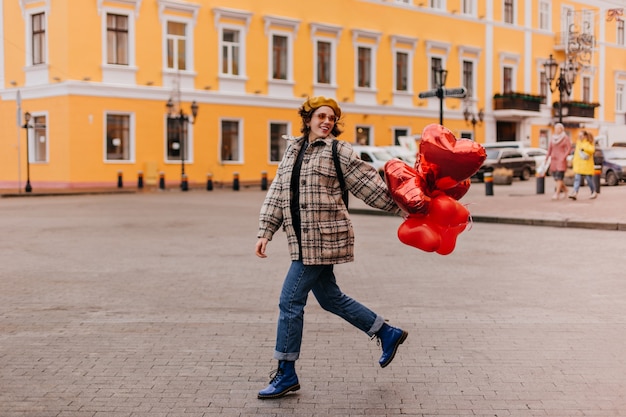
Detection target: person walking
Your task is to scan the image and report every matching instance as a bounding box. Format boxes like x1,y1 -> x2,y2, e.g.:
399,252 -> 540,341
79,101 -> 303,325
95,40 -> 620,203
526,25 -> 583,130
545,123 -> 572,200
569,130 -> 597,200
255,96 -> 408,399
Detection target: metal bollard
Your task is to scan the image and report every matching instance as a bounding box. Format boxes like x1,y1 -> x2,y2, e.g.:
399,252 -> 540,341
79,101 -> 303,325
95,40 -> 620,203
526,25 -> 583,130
536,175 -> 545,194
137,171 -> 144,189
159,171 -> 166,190
117,171 -> 123,188
261,171 -> 268,191
181,174 -> 189,191
594,165 -> 601,194
206,173 -> 213,191
233,172 -> 240,191
484,171 -> 494,196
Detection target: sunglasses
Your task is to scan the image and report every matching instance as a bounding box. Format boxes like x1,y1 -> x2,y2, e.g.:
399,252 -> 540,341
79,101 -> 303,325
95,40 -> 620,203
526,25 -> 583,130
314,112 -> 337,123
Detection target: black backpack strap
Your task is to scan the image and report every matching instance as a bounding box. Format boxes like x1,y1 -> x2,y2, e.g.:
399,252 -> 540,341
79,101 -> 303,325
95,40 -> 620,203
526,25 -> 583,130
332,139 -> 349,208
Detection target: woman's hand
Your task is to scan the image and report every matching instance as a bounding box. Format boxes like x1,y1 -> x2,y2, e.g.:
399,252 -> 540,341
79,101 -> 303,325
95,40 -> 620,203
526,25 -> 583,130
255,238 -> 269,258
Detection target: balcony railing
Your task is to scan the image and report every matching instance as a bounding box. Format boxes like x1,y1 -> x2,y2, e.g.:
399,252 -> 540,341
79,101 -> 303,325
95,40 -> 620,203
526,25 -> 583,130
553,101 -> 600,118
493,92 -> 544,112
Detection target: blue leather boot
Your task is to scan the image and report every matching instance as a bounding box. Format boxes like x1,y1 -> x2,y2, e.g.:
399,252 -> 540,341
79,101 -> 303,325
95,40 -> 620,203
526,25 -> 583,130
376,323 -> 408,368
258,360 -> 300,399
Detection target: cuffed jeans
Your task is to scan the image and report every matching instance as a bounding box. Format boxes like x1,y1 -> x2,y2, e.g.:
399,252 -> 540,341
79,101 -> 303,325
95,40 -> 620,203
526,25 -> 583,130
573,173 -> 596,194
273,260 -> 385,361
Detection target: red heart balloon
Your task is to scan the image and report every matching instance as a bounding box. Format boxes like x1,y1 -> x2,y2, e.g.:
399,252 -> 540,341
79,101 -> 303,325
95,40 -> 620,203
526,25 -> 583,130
397,215 -> 440,253
384,159 -> 430,214
396,195 -> 469,255
419,124 -> 486,182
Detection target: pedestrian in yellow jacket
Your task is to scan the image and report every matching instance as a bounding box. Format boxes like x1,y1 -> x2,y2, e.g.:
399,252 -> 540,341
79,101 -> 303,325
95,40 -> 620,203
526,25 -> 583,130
569,130 -> 597,200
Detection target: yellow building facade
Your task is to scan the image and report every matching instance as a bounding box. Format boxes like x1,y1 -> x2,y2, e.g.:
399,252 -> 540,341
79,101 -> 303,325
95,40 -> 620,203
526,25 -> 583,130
1,0 -> 625,189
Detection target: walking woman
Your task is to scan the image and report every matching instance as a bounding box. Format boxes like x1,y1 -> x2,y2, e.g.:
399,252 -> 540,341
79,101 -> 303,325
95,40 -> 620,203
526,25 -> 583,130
546,123 -> 572,200
255,96 -> 408,399
569,130 -> 598,200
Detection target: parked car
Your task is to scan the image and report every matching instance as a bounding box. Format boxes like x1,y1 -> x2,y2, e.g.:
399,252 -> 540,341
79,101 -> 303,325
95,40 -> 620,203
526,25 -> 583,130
523,147 -> 549,174
597,147 -> 626,186
481,141 -> 529,150
473,148 -> 536,181
384,145 -> 417,166
352,145 -> 395,177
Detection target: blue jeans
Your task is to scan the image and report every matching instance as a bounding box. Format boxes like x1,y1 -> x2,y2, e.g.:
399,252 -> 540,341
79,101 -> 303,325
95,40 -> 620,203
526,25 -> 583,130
573,174 -> 596,194
273,260 -> 385,361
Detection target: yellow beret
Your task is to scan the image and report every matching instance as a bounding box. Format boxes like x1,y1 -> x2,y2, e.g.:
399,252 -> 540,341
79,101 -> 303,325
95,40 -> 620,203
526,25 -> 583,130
302,96 -> 341,118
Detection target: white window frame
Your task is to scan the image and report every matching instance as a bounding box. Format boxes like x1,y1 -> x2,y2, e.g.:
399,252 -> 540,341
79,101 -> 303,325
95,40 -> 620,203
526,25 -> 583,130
617,83 -> 625,113
503,0 -> 515,25
163,113 -> 194,165
268,121 -> 290,164
214,8 -> 251,94
391,36 -> 416,94
219,26 -> 244,77
311,23 -> 342,97
539,0 -> 551,31
219,118 -> 243,164
430,0 -> 445,10
499,52 -> 520,93
462,0 -> 477,16
159,0 -> 199,90
29,112 -> 48,163
105,111 -> 136,163
23,5 -> 49,85
581,75 -> 592,103
101,6 -> 137,85
352,29 -> 381,94
264,16 -> 300,97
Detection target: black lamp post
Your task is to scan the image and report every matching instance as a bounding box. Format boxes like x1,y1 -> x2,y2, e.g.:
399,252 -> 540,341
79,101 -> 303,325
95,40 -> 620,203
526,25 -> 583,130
166,99 -> 198,191
543,54 -> 578,124
433,66 -> 448,125
22,111 -> 33,193
463,106 -> 484,140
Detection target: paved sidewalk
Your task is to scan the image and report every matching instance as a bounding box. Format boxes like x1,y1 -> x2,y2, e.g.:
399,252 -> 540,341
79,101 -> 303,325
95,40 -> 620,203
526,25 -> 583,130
349,178 -> 626,231
1,190 -> 625,416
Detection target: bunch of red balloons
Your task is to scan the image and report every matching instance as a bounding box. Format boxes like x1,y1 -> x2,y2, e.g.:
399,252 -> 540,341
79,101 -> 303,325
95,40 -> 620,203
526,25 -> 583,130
384,124 -> 486,255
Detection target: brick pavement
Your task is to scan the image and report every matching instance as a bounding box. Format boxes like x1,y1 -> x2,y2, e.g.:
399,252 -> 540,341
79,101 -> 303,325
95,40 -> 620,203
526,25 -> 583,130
1,189 -> 626,416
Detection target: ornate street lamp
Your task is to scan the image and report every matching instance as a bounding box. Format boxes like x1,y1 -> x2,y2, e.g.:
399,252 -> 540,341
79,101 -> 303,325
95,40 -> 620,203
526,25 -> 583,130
544,54 -> 578,124
166,98 -> 199,191
433,66 -> 448,125
463,106 -> 484,140
22,111 -> 33,193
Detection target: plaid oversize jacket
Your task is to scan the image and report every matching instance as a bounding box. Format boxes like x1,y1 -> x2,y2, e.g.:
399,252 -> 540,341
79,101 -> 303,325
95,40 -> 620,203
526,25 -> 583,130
257,135 -> 400,265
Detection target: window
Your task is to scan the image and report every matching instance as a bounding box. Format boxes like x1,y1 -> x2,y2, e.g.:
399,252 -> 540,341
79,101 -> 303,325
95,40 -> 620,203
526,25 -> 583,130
504,0 -> 514,24
270,123 -> 288,162
430,0 -> 444,10
166,116 -> 188,162
394,128 -> 408,146
357,47 -> 372,88
462,60 -> 474,97
539,1 -> 550,30
31,12 -> 45,65
107,114 -> 132,161
107,14 -> 128,65
617,84 -> 624,112
221,28 -> 241,75
316,40 -> 331,84
271,34 -> 288,80
503,66 -> 513,93
167,21 -> 187,70
221,120 -> 242,162
356,126 -> 371,145
462,0 -> 475,15
395,51 -> 408,91
431,57 -> 443,89
618,20 -> 625,46
32,115 -> 47,163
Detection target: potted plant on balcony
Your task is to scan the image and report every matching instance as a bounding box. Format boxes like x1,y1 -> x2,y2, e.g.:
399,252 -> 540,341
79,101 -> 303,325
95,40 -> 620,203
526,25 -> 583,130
494,92 -> 545,111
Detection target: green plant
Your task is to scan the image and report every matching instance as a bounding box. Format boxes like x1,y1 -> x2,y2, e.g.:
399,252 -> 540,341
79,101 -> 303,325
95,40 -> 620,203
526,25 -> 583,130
493,92 -> 545,102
